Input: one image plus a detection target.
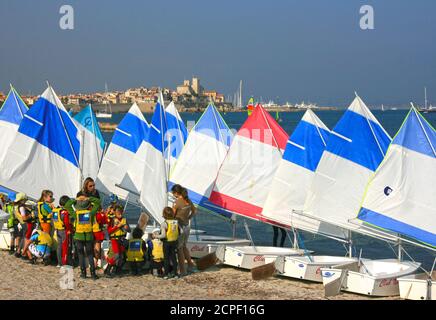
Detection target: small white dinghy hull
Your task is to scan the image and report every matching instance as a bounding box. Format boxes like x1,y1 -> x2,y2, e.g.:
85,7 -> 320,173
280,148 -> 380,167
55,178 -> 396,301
321,259 -> 421,297
186,235 -> 251,259
0,226 -> 11,250
275,255 -> 359,283
398,272 -> 436,300
216,245 -> 313,270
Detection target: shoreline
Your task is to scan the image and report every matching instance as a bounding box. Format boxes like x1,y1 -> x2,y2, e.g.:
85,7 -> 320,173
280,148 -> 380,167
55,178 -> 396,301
0,251 -> 396,300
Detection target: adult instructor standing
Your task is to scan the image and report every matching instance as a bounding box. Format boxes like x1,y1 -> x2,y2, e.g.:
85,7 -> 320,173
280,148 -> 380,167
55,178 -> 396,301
171,184 -> 197,276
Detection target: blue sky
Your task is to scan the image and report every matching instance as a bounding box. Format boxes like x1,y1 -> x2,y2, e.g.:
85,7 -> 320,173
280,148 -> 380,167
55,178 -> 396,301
0,0 -> 435,107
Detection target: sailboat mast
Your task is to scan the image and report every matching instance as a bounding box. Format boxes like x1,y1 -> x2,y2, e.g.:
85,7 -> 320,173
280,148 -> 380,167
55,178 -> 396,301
425,87 -> 428,110
398,239 -> 403,261
239,80 -> 242,108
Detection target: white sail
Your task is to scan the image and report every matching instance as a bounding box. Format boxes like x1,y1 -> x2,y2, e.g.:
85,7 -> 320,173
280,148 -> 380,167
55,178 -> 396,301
73,105 -> 106,180
165,101 -> 187,171
304,96 -> 395,240
169,104 -> 234,219
358,107 -> 436,248
139,103 -> 168,225
209,104 -> 288,222
0,86 -> 82,199
261,109 -> 346,238
96,103 -> 148,200
0,86 -> 28,164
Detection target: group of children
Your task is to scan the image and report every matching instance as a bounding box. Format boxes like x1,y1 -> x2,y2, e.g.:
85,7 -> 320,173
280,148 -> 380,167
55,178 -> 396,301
1,178 -> 199,280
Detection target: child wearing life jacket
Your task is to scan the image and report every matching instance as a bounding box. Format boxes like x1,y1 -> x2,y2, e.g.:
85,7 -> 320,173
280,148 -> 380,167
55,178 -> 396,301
155,207 -> 180,280
37,190 -> 54,234
126,227 -> 147,276
106,205 -> 130,277
12,193 -> 25,258
15,193 -> 37,261
65,194 -> 101,280
26,229 -> 53,264
52,196 -> 73,266
93,209 -> 108,269
149,228 -> 164,277
5,196 -> 19,255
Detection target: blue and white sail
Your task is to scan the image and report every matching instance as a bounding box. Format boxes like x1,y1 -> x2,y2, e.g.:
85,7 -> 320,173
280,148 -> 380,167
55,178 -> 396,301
0,85 -> 81,199
73,105 -> 106,180
118,103 -> 169,198
96,103 -> 149,200
165,101 -> 187,170
304,95 -> 393,239
261,109 -> 345,237
139,102 -> 168,224
358,108 -> 436,248
169,104 -> 234,219
0,86 -> 28,164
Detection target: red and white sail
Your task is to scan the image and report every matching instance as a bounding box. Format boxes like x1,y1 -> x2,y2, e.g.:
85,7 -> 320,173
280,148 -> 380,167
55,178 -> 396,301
209,104 -> 288,221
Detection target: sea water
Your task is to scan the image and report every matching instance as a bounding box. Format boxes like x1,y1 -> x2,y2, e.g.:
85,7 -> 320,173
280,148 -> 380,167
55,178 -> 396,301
101,110 -> 436,269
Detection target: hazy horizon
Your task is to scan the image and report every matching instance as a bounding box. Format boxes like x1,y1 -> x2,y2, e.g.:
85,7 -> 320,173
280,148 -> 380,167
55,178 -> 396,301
1,0 -> 435,108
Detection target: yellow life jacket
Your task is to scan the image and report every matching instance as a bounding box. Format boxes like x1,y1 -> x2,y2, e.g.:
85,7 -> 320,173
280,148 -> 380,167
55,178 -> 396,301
75,210 -> 93,234
111,217 -> 127,238
165,219 -> 179,242
35,230 -> 53,247
152,239 -> 164,261
92,221 -> 101,233
37,202 -> 52,224
13,205 -> 24,224
126,239 -> 144,262
7,204 -> 18,228
52,208 -> 65,230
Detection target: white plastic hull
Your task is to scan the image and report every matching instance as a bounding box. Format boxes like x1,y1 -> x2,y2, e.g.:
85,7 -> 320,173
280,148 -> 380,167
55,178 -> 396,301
321,259 -> 421,297
186,235 -> 251,258
398,273 -> 436,300
275,255 -> 358,283
216,245 -> 312,270
96,113 -> 112,118
0,228 -> 11,250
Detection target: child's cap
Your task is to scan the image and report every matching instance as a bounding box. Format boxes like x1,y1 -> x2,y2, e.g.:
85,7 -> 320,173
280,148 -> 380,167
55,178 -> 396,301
152,228 -> 160,234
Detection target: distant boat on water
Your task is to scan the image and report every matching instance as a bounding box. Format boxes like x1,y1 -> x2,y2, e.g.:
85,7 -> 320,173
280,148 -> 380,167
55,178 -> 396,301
96,82 -> 113,118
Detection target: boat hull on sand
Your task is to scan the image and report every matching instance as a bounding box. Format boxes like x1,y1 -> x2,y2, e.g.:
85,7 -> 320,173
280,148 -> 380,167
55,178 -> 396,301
398,272 -> 436,300
275,255 -> 359,283
216,245 -> 313,270
321,259 -> 421,296
0,228 -> 10,250
186,235 -> 251,258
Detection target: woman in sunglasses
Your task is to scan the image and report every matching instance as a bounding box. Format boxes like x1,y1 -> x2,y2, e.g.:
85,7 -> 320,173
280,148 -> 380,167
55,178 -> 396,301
77,177 -> 101,200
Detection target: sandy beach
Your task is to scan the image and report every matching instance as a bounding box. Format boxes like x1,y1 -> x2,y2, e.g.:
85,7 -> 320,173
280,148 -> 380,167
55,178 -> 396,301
0,251 -> 397,300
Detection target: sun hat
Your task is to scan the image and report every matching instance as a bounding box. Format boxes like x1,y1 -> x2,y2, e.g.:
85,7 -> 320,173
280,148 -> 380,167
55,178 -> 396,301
15,192 -> 27,203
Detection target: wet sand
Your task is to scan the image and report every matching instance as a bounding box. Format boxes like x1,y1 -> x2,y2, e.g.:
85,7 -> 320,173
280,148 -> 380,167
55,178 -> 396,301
0,251 -> 397,300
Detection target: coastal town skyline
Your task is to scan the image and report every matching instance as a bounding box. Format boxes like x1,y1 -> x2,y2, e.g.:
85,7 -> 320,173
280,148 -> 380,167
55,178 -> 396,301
0,76 -> 431,110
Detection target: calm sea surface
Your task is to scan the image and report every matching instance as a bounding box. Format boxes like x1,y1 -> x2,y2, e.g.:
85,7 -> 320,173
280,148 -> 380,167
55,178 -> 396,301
100,110 -> 436,269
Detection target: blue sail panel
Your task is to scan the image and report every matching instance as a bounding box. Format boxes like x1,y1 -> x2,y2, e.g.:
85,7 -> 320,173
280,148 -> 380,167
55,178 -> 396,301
283,120 -> 329,172
392,110 -> 436,158
326,110 -> 391,171
18,97 -> 80,167
111,111 -> 148,153
194,104 -> 233,147
0,88 -> 28,125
